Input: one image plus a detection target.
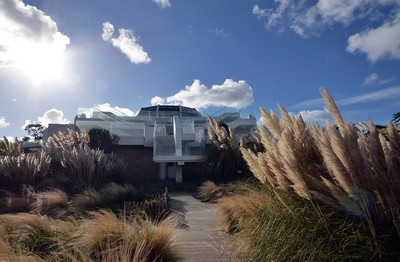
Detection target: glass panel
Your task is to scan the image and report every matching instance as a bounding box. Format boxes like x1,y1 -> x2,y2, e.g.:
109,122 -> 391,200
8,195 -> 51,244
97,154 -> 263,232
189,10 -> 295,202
153,120 -> 176,157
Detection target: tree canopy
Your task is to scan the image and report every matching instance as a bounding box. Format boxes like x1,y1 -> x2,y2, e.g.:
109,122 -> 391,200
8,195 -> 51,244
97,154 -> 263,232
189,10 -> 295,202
88,128 -> 119,153
393,112 -> 400,124
24,124 -> 45,140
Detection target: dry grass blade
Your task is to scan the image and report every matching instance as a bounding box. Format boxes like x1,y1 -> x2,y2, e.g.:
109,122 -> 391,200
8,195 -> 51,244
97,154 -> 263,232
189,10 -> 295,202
240,87 -> 400,257
70,188 -> 104,213
278,103 -> 293,128
241,149 -> 267,184
320,87 -> 345,131
76,209 -> 124,251
277,127 -> 311,200
260,107 -> 282,139
218,190 -> 264,234
0,152 -> 50,193
74,209 -> 180,261
31,189 -> 69,218
0,136 -> 22,156
197,181 -> 222,202
316,125 -> 355,195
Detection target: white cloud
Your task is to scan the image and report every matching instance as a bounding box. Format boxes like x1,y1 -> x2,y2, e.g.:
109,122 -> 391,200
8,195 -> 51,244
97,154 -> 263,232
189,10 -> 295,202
297,109 -> 331,122
152,0 -> 171,8
252,5 -> 268,19
101,21 -> 114,41
0,117 -> 10,128
187,25 -> 193,34
253,1 -> 400,62
152,79 -> 254,109
378,77 -> 397,85
363,73 -> 379,85
21,120 -> 32,129
114,107 -> 135,117
314,0 -> 370,26
0,0 -> 70,68
252,0 -> 400,40
21,109 -> 69,129
294,86 -> 400,110
347,16 -> 400,62
96,103 -> 135,117
338,86 -> 400,106
293,97 -> 324,109
151,96 -> 166,105
38,109 -> 69,127
363,73 -> 397,85
102,21 -> 151,64
211,28 -> 230,38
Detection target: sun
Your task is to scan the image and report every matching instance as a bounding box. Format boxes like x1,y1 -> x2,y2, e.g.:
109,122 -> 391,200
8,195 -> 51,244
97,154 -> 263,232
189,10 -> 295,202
14,42 -> 67,84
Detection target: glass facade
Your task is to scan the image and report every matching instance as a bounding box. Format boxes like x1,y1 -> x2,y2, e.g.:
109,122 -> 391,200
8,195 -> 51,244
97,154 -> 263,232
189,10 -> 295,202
75,104 -> 255,162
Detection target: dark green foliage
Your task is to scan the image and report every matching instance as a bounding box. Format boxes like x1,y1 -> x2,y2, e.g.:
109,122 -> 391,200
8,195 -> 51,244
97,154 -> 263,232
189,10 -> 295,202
206,144 -> 249,182
392,112 -> 400,124
88,128 -> 118,153
19,227 -> 64,259
24,124 -> 45,140
206,117 -> 250,182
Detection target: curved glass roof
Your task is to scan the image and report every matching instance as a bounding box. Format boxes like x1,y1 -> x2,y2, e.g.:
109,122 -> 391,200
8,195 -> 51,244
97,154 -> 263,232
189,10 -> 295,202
137,105 -> 201,117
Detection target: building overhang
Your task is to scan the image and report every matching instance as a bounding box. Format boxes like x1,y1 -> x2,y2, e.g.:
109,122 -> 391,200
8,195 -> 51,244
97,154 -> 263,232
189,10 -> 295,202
153,155 -> 203,163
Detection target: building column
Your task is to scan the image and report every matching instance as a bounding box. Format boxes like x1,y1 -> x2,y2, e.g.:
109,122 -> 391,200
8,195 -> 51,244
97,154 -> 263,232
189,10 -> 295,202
175,163 -> 183,183
159,162 -> 167,180
173,115 -> 182,157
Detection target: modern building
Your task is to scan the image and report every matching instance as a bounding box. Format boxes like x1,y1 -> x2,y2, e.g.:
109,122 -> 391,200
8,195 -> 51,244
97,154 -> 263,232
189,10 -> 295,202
73,104 -> 256,183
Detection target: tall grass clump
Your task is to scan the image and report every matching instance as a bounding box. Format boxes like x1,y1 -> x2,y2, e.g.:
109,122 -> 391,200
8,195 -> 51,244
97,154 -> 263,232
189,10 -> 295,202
0,213 -> 77,260
43,129 -> 90,159
206,117 -> 249,181
0,210 -> 180,261
197,181 -> 222,202
31,189 -> 69,218
220,188 -> 375,261
238,88 -> 400,259
197,180 -> 252,203
75,209 -> 180,261
0,152 -> 51,194
0,136 -> 23,156
61,146 -> 127,191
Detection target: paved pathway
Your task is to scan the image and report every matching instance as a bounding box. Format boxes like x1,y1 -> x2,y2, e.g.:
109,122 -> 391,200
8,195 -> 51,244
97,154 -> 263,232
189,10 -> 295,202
169,194 -> 230,262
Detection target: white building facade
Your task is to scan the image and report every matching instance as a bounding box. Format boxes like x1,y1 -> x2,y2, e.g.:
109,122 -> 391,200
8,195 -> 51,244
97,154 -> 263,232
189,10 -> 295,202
74,104 -> 256,183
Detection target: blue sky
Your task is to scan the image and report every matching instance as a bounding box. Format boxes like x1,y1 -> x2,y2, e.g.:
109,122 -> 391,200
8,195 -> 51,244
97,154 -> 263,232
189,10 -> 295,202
1,0 -> 400,138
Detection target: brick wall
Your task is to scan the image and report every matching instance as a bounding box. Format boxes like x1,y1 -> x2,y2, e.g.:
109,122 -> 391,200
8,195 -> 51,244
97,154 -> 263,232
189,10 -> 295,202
114,145 -> 208,184
114,145 -> 160,184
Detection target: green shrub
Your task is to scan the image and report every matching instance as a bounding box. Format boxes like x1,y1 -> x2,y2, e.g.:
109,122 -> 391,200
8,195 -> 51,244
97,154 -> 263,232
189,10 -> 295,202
88,128 -> 119,153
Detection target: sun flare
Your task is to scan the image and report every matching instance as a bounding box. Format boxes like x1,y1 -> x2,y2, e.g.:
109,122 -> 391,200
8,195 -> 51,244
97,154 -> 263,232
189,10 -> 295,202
14,42 -> 67,84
